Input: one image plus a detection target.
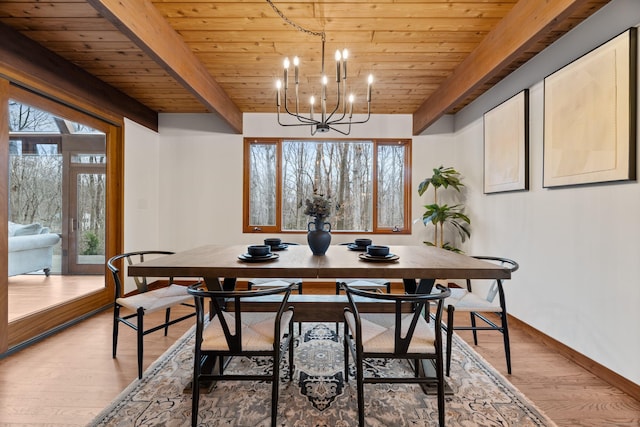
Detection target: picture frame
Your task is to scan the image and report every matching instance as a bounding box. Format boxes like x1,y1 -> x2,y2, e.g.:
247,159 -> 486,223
483,90 -> 529,194
543,28 -> 637,188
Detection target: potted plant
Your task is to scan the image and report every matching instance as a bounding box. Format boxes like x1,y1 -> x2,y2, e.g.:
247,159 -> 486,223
418,166 -> 470,253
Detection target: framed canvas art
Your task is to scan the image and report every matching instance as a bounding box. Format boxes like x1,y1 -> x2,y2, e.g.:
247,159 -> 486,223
483,90 -> 529,194
543,28 -> 636,187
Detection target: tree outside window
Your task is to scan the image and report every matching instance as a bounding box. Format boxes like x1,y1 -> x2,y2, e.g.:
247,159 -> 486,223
244,138 -> 411,234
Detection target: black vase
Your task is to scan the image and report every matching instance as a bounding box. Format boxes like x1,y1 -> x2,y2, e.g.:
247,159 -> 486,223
307,217 -> 332,255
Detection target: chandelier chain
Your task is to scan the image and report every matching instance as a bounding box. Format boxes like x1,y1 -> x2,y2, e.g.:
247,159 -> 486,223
266,0 -> 325,41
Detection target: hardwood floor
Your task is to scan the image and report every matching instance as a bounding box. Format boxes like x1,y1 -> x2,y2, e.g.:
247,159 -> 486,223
0,284 -> 638,426
8,274 -> 104,321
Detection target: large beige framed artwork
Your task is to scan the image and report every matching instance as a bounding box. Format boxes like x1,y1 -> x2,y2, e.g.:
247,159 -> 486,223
483,90 -> 529,194
543,28 -> 637,188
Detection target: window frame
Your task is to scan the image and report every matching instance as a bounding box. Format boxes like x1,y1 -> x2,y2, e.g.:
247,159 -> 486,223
243,137 -> 412,235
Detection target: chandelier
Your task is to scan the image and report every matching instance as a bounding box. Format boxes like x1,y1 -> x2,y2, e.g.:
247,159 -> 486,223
268,0 -> 373,135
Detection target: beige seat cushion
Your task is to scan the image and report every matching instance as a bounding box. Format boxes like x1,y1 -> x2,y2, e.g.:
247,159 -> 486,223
345,312 -> 436,354
445,288 -> 502,312
202,310 -> 294,352
116,284 -> 192,314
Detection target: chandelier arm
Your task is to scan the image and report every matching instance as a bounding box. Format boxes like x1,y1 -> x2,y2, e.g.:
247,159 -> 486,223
326,124 -> 352,136
282,92 -> 318,124
277,110 -> 321,127
342,109 -> 372,125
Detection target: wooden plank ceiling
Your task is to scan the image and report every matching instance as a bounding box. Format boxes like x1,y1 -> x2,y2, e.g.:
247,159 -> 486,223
0,0 -> 610,134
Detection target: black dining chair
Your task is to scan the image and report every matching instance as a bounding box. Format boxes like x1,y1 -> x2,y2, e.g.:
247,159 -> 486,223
107,251 -> 196,379
342,282 -> 451,427
443,256 -> 519,375
188,282 -> 295,427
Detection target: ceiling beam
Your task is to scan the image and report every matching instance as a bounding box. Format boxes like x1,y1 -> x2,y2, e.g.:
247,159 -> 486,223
0,22 -> 157,131
87,0 -> 243,134
412,0 -> 594,135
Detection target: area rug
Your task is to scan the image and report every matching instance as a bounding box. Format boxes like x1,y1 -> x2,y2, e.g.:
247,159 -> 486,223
89,323 -> 556,426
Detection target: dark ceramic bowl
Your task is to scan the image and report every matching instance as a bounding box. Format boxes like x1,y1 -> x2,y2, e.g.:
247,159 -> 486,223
248,245 -> 271,257
264,238 -> 282,247
354,238 -> 372,247
366,245 -> 390,257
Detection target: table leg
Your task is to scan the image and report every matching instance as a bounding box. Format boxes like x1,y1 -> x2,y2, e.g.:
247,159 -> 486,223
415,359 -> 453,395
403,278 -> 436,294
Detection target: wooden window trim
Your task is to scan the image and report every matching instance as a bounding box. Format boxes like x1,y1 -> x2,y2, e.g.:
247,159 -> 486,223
243,137 -> 412,235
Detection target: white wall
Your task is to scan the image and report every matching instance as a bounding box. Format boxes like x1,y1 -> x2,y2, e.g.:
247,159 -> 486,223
122,0 -> 640,385
438,0 -> 640,384
123,118 -> 161,252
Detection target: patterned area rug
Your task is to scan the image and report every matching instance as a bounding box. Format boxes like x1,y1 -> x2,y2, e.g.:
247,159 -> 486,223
89,323 -> 556,426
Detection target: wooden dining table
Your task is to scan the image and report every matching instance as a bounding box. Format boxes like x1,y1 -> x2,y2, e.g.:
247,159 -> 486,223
128,243 -> 511,395
127,243 -> 511,293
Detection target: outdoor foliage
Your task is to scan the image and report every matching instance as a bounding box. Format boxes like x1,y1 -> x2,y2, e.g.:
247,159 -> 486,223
249,140 -> 407,231
8,100 -> 106,257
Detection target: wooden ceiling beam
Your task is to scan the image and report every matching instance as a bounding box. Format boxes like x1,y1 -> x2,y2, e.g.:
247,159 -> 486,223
412,0 -> 594,135
0,22 -> 157,131
87,0 -> 242,134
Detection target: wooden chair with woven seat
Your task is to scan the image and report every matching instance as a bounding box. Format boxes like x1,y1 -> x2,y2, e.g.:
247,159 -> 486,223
107,251 -> 197,379
444,256 -> 519,376
342,283 -> 451,427
187,282 -> 295,427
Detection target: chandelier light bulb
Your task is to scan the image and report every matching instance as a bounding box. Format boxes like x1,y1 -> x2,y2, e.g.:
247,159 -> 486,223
283,57 -> 290,69
310,96 -> 315,105
293,56 -> 299,66
335,50 -> 341,61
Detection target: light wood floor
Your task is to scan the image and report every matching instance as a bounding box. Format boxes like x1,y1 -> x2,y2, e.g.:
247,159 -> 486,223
0,288 -> 638,426
8,274 -> 105,321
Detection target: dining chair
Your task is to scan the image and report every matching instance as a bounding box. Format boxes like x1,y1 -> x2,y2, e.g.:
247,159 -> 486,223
247,243 -> 303,294
187,282 -> 295,427
248,277 -> 303,294
107,251 -> 196,379
335,278 -> 391,294
443,256 -> 519,376
342,283 -> 451,427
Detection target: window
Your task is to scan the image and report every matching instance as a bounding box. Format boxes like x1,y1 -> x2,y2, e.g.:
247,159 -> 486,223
244,138 -> 411,234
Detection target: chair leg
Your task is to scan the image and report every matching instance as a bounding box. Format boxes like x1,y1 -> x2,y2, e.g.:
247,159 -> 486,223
343,323 -> 349,382
501,312 -> 512,374
470,312 -> 479,345
446,305 -> 454,376
112,304 -> 120,358
191,353 -> 201,426
164,307 -> 171,336
271,347 -> 281,426
288,322 -> 295,379
136,307 -> 144,379
436,353 -> 446,427
355,352 -> 365,427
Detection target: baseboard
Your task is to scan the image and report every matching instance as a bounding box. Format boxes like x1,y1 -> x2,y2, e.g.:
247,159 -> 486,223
509,314 -> 640,401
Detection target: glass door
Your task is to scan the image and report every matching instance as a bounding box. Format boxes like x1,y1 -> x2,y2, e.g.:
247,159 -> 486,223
66,153 -> 106,275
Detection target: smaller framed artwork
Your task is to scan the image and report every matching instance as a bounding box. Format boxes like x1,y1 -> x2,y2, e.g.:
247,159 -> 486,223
543,28 -> 637,187
483,90 -> 529,194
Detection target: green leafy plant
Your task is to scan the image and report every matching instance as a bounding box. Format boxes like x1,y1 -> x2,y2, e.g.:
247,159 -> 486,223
81,231 -> 101,256
418,166 -> 470,253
